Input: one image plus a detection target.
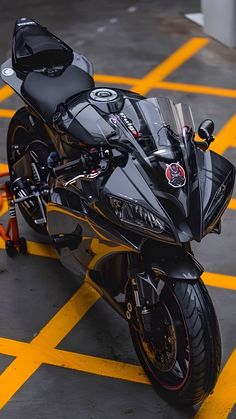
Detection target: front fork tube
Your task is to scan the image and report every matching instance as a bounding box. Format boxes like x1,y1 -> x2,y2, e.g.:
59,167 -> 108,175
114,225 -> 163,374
126,259 -> 160,336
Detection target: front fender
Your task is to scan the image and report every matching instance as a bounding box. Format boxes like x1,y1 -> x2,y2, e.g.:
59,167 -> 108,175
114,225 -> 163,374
143,242 -> 203,280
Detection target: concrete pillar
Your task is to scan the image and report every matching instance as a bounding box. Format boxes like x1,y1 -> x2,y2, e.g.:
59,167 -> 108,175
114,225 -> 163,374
201,0 -> 236,47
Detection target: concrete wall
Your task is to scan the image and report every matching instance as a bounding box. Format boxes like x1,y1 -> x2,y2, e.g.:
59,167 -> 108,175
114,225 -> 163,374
201,0 -> 236,47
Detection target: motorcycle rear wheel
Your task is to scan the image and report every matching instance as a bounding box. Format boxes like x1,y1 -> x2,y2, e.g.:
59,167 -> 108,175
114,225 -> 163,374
7,107 -> 49,235
129,278 -> 221,406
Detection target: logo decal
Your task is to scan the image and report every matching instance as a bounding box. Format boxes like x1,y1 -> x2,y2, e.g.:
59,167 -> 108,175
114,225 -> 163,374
119,112 -> 140,138
17,21 -> 36,27
2,68 -> 15,77
165,162 -> 186,188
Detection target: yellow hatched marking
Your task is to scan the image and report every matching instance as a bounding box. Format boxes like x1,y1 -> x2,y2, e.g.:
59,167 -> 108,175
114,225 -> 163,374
94,73 -> 139,85
211,114 -> 236,155
0,85 -> 14,102
0,338 -> 149,385
131,38 -> 209,95
0,163 -> 8,173
3,79 -> 236,100
32,282 -> 100,347
0,270 -> 234,411
228,199 -> 236,210
202,272 -> 236,291
195,349 -> 236,419
0,109 -> 15,118
93,76 -> 236,101
0,283 -> 100,409
157,81 -> 236,99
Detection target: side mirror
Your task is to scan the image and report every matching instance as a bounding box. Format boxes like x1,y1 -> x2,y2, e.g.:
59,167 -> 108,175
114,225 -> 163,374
198,119 -> 215,139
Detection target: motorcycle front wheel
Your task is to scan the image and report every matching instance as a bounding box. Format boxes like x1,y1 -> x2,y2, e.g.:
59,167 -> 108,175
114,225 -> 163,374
129,278 -> 221,406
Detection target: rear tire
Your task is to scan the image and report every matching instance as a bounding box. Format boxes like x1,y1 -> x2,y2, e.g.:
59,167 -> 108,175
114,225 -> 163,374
7,107 -> 49,235
129,278 -> 221,406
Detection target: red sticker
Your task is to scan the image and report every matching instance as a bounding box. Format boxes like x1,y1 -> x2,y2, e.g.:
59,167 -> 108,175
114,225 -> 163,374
165,162 -> 186,188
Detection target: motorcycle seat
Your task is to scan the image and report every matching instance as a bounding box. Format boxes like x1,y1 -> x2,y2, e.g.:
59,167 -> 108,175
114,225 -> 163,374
21,65 -> 95,123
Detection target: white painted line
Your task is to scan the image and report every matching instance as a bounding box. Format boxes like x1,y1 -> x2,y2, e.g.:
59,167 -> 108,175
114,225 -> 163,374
127,6 -> 137,13
75,40 -> 85,47
96,26 -> 106,33
185,13 -> 204,26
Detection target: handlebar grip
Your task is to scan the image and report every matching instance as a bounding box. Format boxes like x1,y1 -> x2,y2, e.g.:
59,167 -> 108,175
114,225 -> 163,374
53,158 -> 82,177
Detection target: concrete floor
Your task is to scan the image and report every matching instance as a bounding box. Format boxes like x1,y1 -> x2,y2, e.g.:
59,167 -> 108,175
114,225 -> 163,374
0,0 -> 235,418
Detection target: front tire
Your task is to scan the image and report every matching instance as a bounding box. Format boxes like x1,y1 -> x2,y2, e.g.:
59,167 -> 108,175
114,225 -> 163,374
129,278 -> 221,406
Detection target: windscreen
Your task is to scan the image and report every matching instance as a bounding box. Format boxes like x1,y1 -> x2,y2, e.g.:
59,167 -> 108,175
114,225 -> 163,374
80,96 -> 195,161
102,97 -> 195,160
99,96 -> 197,217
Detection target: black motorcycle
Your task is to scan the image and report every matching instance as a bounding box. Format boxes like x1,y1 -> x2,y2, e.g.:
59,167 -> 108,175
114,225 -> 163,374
1,18 -> 235,406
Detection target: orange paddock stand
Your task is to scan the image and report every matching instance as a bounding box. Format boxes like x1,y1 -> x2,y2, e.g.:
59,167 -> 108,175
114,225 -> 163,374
0,172 -> 27,257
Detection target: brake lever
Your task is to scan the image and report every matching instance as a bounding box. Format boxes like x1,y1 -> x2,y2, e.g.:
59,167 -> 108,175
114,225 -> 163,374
63,169 -> 102,187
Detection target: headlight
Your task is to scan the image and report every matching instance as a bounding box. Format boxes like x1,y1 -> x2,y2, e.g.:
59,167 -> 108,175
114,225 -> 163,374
109,196 -> 165,235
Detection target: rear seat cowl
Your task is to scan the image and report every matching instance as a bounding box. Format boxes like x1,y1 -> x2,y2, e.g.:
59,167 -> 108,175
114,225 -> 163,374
12,17 -> 73,75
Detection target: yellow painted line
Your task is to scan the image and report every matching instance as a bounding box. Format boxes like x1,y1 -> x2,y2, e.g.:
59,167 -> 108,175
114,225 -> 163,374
0,282 -> 100,409
95,75 -> 236,100
2,79 -> 236,103
131,38 -> 209,95
0,357 -> 44,410
0,109 -> 15,118
228,199 -> 236,210
48,348 -> 148,384
0,163 -> 8,173
211,114 -> 236,155
0,268 -> 234,410
195,349 -> 236,419
0,197 -> 8,217
32,282 -> 100,347
94,73 -> 139,85
202,272 -> 236,291
157,81 -> 236,99
0,85 -> 14,102
0,338 -> 149,385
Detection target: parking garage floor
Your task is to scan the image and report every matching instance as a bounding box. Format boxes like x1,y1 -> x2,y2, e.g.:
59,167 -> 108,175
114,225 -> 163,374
0,1 -> 236,418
